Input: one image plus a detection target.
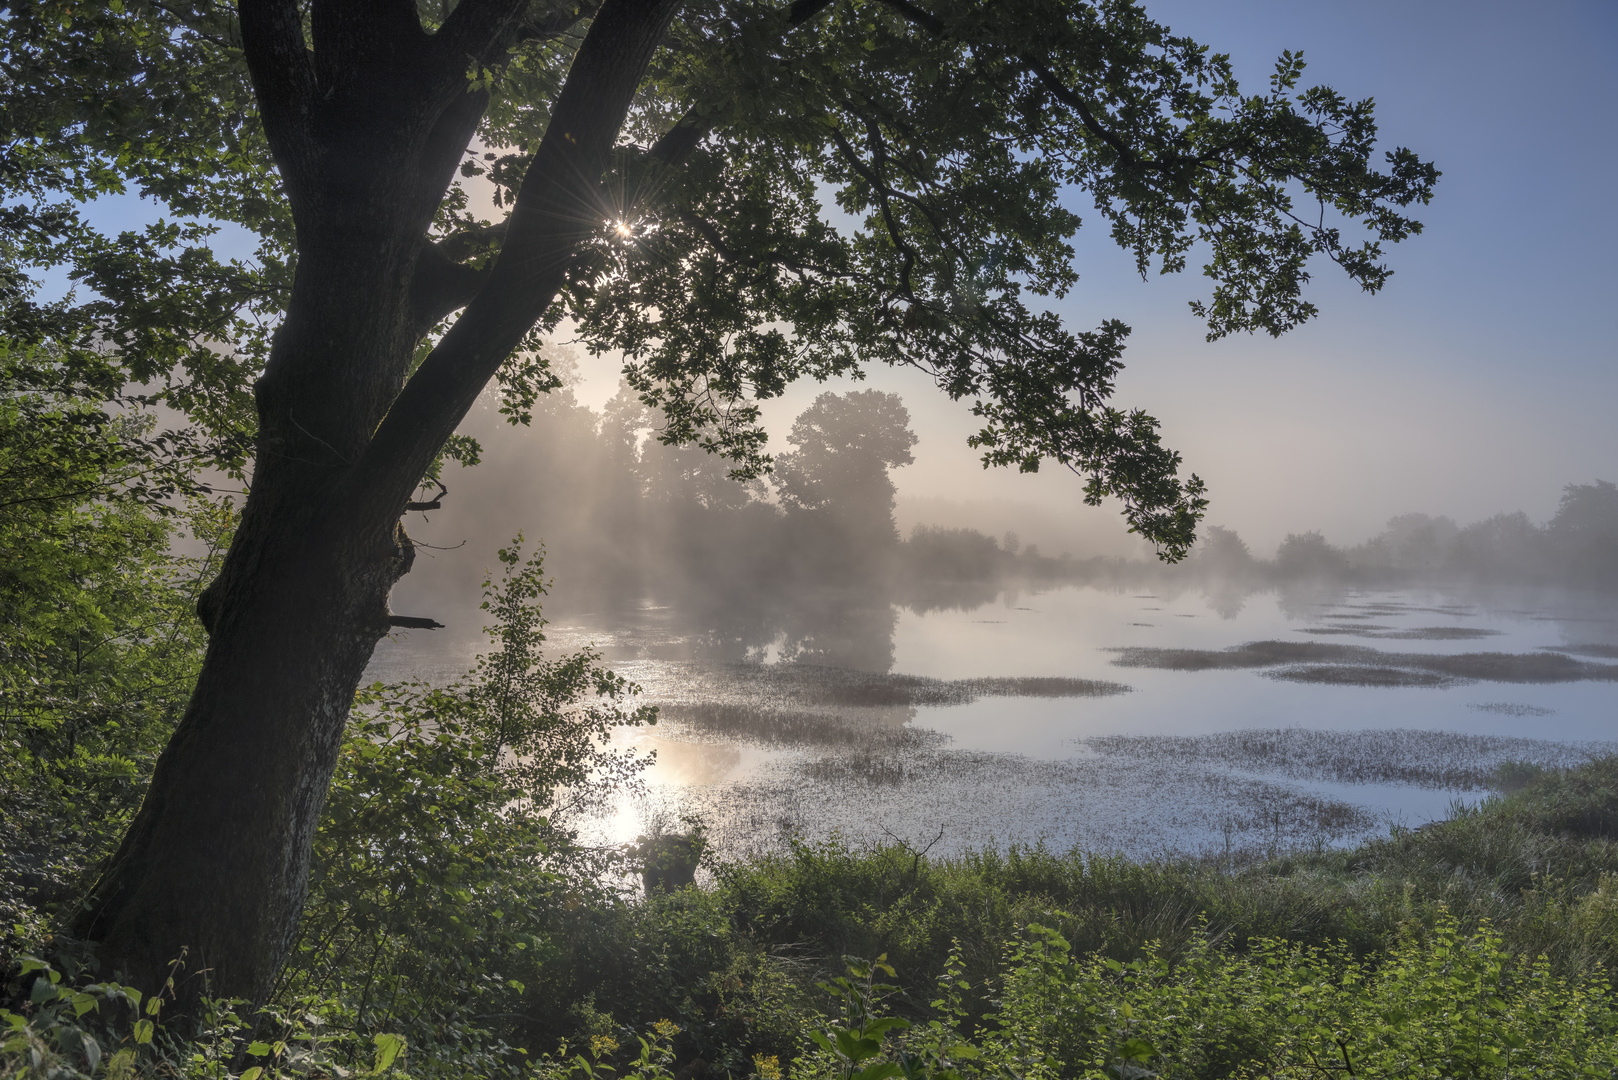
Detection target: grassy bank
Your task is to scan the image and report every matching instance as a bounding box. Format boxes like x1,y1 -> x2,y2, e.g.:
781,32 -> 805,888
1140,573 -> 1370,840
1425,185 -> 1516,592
10,758 -> 1618,1078
517,758 -> 1618,1058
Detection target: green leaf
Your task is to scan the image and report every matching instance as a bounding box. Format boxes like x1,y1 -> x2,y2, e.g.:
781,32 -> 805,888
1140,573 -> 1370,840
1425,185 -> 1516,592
850,1064 -> 901,1080
80,1033 -> 101,1072
1117,1037 -> 1156,1063
373,1032 -> 406,1073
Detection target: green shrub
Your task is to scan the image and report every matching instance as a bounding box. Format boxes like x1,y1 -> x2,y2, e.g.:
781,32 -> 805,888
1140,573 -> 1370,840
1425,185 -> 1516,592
794,914 -> 1618,1080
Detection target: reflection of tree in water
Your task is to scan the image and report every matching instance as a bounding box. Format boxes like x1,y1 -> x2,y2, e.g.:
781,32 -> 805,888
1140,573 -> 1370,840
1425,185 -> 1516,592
638,582 -> 902,672
1274,581 -> 1352,621
1203,583 -> 1249,620
772,589 -> 900,672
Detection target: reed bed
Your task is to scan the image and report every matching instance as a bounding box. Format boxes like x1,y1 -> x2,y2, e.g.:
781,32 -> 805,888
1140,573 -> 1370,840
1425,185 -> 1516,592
1343,603 -> 1479,617
1299,625 -> 1501,640
680,749 -> 1379,864
1269,664 -> 1457,687
639,661 -> 1130,710
657,702 -> 947,752
1549,643 -> 1618,659
1469,702 -> 1556,718
1082,727 -> 1610,790
1300,624 -> 1394,634
1110,640 -> 1618,685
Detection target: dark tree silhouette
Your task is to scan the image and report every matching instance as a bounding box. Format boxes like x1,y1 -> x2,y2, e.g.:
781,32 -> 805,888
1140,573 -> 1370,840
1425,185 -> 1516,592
1548,480 -> 1618,585
775,390 -> 918,542
2,0 -> 1438,1008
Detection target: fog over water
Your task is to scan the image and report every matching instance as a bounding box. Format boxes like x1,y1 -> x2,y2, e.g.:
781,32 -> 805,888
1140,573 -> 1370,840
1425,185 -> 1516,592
372,375 -> 1618,863
362,2 -> 1618,867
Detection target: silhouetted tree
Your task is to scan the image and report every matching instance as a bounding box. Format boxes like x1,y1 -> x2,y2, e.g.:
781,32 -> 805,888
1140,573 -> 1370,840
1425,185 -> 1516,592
1548,480 -> 1618,586
1193,525 -> 1258,579
775,390 -> 917,548
1446,511 -> 1543,580
1275,530 -> 1349,580
17,0 -> 1436,1006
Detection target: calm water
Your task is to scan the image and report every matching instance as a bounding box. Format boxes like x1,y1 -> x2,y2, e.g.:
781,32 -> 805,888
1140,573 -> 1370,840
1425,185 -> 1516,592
367,581 -> 1618,861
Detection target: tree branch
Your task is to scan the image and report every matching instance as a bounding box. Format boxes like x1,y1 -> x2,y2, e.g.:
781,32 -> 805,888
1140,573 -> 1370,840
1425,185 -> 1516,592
237,0 -> 317,192
1022,57 -> 1145,170
648,0 -> 841,164
787,0 -> 838,24
516,1 -> 602,44
405,480 -> 448,511
345,0 -> 686,522
872,0 -> 943,37
435,219 -> 511,263
434,0 -> 536,70
856,0 -> 1209,181
411,244 -> 491,336
388,615 -> 446,629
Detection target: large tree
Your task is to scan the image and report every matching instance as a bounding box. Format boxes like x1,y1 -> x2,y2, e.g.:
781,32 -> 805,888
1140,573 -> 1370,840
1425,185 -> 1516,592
1,0 -> 1436,1010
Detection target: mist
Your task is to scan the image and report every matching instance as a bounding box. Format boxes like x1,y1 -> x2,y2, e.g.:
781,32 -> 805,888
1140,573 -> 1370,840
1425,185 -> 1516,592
383,359 -> 1617,679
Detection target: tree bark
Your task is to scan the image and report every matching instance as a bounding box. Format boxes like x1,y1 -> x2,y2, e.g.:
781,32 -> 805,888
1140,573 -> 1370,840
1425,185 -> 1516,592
71,0 -> 682,1015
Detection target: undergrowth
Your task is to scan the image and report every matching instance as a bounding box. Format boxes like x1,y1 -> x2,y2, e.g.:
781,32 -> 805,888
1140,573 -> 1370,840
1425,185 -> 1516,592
9,757 -> 1618,1079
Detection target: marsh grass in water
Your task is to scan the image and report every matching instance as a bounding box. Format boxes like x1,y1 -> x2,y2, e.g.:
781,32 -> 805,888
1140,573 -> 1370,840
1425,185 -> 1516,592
1270,664 -> 1458,687
1082,728 -> 1610,790
682,748 -> 1379,863
1470,701 -> 1557,718
1110,639 -> 1618,686
657,702 -> 948,752
1344,603 -> 1480,617
1299,625 -> 1501,640
643,662 -> 1130,710
1548,643 -> 1618,660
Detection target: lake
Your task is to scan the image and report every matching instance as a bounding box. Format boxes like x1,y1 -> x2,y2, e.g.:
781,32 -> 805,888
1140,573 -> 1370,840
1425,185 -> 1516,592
366,579 -> 1618,862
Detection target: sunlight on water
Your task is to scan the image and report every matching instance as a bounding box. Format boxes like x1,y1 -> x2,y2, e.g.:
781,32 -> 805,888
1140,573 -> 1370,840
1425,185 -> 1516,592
368,582 -> 1618,861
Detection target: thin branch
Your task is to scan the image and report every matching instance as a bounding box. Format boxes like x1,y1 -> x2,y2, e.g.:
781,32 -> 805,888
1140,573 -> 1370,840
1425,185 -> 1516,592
872,0 -> 943,37
405,480 -> 448,511
827,127 -> 919,298
648,0 -> 841,164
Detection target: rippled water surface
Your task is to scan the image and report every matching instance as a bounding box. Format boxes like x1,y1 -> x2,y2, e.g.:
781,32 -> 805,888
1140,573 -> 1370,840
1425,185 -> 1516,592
368,582 -> 1618,860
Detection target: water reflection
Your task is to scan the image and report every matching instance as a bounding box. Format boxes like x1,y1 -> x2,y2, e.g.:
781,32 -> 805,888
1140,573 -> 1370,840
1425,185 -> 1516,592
371,575 -> 1618,862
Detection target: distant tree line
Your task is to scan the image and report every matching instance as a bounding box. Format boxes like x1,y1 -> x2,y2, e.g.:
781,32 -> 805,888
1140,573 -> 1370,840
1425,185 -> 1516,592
412,376 -> 1088,623
425,373 -> 1617,620
1183,481 -> 1618,590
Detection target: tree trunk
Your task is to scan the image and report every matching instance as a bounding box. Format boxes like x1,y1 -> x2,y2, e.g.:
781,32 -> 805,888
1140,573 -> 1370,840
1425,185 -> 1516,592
70,0 -> 682,1016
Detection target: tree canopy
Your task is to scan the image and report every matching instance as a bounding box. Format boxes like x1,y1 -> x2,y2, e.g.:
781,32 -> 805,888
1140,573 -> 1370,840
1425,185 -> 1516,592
2,0 -> 1437,557
1,0 -> 1438,1009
